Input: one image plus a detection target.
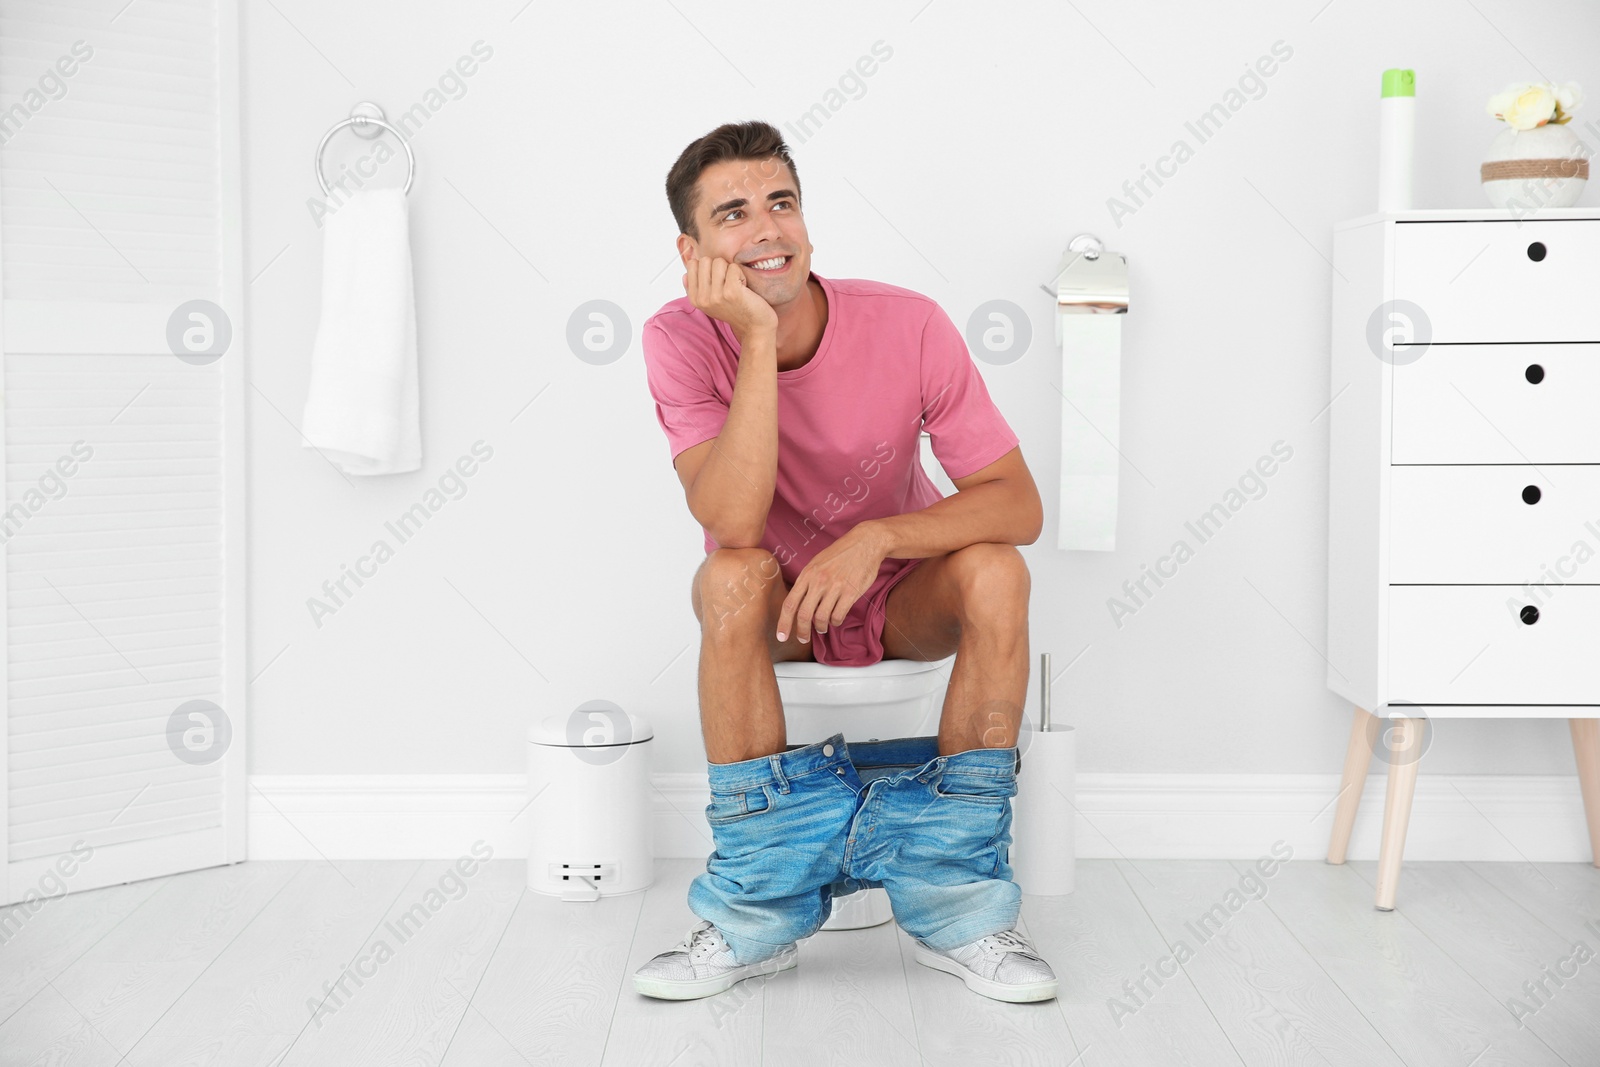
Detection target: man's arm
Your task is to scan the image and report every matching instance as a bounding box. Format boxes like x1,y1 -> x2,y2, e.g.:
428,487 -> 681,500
858,446 -> 1043,559
660,255 -> 782,549
672,323 -> 779,549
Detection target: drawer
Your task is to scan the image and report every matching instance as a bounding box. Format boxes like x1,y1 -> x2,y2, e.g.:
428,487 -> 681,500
1390,466 -> 1600,583
1388,585 -> 1600,704
1391,343 -> 1600,463
1394,219 -> 1600,343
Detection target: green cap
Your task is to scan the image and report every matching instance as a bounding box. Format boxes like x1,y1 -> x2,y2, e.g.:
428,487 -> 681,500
1381,69 -> 1415,97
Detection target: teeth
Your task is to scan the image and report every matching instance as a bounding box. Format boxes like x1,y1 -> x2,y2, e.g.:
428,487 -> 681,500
749,256 -> 788,270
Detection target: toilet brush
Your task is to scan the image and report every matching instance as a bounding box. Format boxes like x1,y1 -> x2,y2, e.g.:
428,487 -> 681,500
1009,652 -> 1076,894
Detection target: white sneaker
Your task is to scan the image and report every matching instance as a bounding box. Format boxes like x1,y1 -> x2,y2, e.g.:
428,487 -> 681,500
632,920 -> 797,1000
914,928 -> 1059,1002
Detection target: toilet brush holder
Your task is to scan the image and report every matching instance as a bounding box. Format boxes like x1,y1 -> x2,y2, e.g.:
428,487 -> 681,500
1010,652 -> 1077,894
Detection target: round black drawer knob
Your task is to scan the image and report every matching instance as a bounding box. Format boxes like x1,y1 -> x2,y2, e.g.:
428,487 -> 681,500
1520,605 -> 1540,625
1528,241 -> 1547,261
1526,363 -> 1545,384
1523,485 -> 1542,504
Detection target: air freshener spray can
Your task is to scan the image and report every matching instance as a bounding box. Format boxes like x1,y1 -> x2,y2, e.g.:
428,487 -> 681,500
1378,68 -> 1415,212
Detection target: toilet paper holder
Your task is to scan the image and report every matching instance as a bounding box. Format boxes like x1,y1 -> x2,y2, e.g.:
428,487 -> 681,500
1045,233 -> 1129,344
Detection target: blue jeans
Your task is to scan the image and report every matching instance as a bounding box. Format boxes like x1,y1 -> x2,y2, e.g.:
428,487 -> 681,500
687,732 -> 1022,965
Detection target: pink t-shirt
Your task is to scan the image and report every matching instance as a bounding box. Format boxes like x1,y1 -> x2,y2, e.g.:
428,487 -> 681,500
642,270 -> 1020,586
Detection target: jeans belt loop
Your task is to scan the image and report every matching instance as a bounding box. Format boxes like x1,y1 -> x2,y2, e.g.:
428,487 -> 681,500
769,753 -> 789,793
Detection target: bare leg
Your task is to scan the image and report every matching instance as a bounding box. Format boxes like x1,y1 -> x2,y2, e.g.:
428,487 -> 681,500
880,543 -> 1031,756
691,547 -> 814,764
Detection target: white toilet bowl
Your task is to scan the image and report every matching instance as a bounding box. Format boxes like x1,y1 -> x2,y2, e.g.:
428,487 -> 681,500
774,654 -> 956,931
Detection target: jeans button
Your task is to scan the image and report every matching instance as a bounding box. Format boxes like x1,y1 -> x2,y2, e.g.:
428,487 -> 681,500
822,744 -> 834,756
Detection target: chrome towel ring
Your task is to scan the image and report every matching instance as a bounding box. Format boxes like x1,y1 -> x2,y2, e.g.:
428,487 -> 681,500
313,101 -> 416,197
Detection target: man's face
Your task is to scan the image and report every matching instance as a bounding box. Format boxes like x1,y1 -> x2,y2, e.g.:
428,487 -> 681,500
683,157 -> 813,309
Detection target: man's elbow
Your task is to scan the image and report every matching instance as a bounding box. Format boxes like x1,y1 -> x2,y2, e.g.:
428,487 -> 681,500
712,528 -> 766,550
1019,491 -> 1045,545
688,498 -> 761,551
706,514 -> 769,550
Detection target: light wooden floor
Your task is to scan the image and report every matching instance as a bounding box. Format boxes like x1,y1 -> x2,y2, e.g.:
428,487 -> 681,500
2,856 -> 1598,1066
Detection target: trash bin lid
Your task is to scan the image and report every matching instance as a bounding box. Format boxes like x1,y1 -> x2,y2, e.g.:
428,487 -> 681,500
528,708 -> 653,748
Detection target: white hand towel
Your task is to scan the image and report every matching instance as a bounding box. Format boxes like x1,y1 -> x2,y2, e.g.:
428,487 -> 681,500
302,186 -> 421,475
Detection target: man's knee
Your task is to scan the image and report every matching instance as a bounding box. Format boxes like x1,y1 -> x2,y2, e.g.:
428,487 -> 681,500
949,544 -> 1030,618
697,548 -> 784,633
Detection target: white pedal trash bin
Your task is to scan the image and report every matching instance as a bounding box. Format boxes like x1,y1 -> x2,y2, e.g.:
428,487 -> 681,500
527,700 -> 654,899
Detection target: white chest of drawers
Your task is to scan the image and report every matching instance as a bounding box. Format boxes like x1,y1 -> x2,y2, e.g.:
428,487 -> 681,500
1324,208 -> 1600,909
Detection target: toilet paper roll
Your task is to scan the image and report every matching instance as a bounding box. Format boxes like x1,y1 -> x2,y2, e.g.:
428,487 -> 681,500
1009,726 -> 1075,895
1057,313 -> 1121,552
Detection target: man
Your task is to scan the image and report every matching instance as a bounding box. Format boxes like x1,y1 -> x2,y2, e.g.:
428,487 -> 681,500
634,120 -> 1057,1004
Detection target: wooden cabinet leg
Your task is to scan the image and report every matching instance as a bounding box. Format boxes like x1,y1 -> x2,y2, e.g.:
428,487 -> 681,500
1327,704 -> 1376,864
1570,718 -> 1600,868
1374,716 -> 1423,911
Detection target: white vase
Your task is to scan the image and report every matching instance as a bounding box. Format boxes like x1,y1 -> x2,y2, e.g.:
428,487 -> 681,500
1481,122 -> 1588,210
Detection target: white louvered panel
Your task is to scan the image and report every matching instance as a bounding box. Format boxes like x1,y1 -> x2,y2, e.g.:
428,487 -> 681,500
0,0 -> 220,304
4,351 -> 224,861
0,0 -> 244,902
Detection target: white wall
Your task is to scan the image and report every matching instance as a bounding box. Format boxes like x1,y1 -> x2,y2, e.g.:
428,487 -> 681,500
241,0 -> 1600,786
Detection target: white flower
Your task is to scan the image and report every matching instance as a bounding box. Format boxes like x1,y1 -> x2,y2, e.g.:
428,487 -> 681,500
1510,83 -> 1554,128
1488,83 -> 1531,122
1555,81 -> 1583,115
1487,80 -> 1583,128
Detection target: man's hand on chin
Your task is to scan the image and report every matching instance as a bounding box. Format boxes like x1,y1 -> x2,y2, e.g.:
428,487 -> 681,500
775,522 -> 891,645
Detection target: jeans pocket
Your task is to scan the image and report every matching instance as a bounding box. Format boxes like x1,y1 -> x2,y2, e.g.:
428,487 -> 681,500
930,771 -> 1014,878
932,768 -> 1015,804
706,784 -> 773,825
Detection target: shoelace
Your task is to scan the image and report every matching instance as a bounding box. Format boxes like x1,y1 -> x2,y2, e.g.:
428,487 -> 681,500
671,921 -> 725,961
982,929 -> 1042,958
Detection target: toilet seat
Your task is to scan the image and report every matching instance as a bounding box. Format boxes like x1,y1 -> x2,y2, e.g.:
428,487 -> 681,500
774,654 -> 956,747
771,655 -> 954,680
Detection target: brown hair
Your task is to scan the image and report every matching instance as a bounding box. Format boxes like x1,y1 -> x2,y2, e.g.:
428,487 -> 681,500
665,120 -> 801,243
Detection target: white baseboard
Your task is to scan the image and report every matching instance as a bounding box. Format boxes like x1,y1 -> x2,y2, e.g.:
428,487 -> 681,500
247,772 -> 1599,864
